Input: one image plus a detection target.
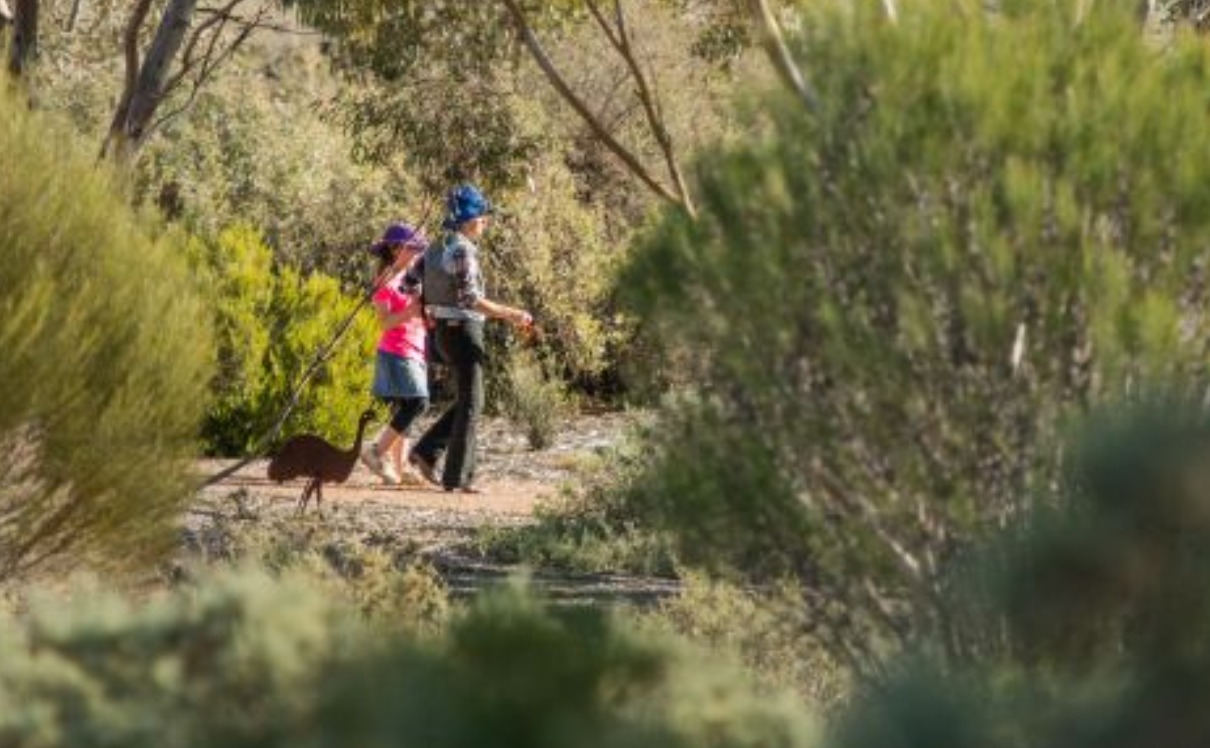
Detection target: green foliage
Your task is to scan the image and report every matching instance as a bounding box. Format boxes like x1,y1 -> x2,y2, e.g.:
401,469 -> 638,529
484,145 -> 630,391
649,574 -> 849,710
475,431 -> 679,576
503,348 -> 572,449
826,404 -> 1210,748
135,34 -> 405,278
616,0 -> 1210,670
191,226 -> 379,455
0,569 -> 819,748
0,568 -> 362,747
0,81 -> 214,580
31,12 -> 405,280
181,506 -> 451,634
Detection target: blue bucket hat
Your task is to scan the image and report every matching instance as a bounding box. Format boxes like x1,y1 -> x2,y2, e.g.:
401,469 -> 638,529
371,222 -> 428,256
442,184 -> 494,230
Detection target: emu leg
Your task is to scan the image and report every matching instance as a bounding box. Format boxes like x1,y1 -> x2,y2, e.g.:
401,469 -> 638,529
315,482 -> 324,514
296,478 -> 318,515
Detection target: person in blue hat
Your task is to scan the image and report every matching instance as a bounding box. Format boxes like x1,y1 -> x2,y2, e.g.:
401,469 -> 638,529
399,184 -> 532,493
360,222 -> 431,486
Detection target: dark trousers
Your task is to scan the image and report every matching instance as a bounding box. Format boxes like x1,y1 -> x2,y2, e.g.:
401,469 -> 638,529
413,319 -> 484,489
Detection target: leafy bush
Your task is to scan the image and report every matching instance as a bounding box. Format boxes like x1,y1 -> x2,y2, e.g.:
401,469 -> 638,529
0,570 -> 820,748
827,403 -> 1210,748
178,503 -> 450,635
474,429 -> 678,577
0,80 -> 213,581
503,348 -> 572,450
191,225 -> 379,455
649,574 -> 849,711
31,13 -> 404,281
615,0 -> 1210,671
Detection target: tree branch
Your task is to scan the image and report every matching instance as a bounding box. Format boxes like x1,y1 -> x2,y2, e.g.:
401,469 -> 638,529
586,0 -> 696,216
745,0 -> 821,113
151,2 -> 262,136
497,0 -> 688,212
196,5 -> 322,36
7,0 -> 39,77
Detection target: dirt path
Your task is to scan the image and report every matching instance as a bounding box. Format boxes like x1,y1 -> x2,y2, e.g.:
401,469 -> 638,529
186,412 -> 679,606
196,460 -> 553,517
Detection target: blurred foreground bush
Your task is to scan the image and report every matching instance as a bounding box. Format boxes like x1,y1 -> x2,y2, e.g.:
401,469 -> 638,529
829,404 -> 1210,748
0,570 -> 819,748
0,82 -> 213,581
615,0 -> 1210,673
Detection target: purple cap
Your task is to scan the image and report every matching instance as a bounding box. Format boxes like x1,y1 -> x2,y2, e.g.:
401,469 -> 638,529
371,222 -> 428,254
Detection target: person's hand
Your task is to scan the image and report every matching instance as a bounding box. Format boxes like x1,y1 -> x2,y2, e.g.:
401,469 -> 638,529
512,309 -> 533,328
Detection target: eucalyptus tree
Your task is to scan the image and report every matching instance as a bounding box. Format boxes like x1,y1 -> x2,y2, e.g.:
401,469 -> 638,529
102,0 -> 274,163
289,0 -> 736,216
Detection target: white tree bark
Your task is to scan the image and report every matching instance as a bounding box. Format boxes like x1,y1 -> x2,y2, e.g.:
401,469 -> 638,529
118,0 -> 198,157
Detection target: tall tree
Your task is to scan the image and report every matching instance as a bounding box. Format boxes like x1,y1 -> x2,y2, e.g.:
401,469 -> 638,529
292,0 -> 703,216
102,0 -> 269,163
498,0 -> 697,215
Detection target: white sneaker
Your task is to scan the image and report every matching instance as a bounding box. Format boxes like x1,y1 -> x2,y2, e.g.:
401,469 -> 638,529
360,443 -> 386,479
381,462 -> 402,486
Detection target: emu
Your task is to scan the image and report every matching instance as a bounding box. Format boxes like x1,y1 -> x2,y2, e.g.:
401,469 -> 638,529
267,409 -> 376,515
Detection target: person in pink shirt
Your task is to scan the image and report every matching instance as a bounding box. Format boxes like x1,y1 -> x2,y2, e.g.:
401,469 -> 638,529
360,222 -> 430,485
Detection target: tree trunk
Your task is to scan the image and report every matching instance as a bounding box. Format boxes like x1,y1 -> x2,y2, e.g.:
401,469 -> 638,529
7,0 -> 38,78
106,0 -> 197,163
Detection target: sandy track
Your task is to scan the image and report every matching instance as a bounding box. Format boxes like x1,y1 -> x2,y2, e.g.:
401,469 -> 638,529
196,458 -> 554,517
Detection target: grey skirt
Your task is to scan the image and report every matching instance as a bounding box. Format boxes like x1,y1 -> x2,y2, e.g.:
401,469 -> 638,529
371,351 -> 429,399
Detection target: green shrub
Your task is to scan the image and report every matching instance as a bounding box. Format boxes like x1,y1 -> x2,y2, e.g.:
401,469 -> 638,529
0,568 -> 361,747
178,507 -> 451,635
503,348 -> 572,450
649,574 -> 849,711
0,80 -> 214,580
192,225 -> 379,455
827,403 -> 1210,748
0,570 -> 819,748
474,431 -> 678,577
615,0 -> 1210,671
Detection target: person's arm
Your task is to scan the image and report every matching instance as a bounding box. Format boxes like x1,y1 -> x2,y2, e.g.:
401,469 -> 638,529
473,297 -> 531,327
450,243 -> 531,327
372,294 -> 421,331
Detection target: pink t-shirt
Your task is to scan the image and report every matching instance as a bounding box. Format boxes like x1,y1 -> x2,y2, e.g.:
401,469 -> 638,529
374,274 -> 426,361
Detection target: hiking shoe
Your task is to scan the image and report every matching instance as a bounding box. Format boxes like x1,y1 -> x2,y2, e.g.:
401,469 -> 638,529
396,467 -> 428,488
444,485 -> 483,495
407,450 -> 441,486
360,443 -> 387,480
380,461 -> 402,486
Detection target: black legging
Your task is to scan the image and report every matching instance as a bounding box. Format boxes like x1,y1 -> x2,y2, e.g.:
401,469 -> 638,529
384,396 -> 428,434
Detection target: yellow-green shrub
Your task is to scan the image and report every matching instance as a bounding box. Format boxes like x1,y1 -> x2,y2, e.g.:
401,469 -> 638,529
192,226 -> 378,454
0,81 -> 213,580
